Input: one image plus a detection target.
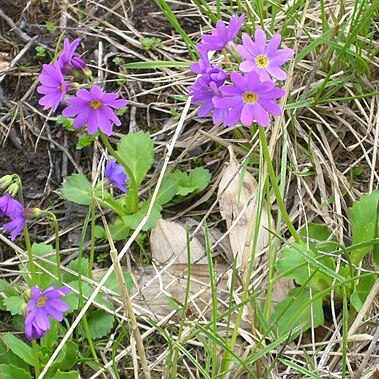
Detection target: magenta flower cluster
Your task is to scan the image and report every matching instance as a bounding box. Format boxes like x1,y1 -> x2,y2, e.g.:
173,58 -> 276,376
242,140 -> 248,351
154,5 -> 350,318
37,38 -> 128,136
189,16 -> 294,127
25,286 -> 70,340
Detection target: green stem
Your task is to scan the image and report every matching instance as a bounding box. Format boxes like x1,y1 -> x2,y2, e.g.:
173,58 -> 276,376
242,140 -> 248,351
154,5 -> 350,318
76,209 -> 100,366
89,205 -> 96,277
258,127 -> 302,243
14,175 -> 37,283
46,212 -> 62,286
32,340 -> 40,378
24,227 -> 37,284
100,133 -> 139,213
221,146 -> 266,378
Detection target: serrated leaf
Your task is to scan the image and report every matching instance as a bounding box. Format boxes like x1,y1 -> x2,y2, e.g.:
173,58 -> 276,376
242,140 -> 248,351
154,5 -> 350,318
3,296 -> 24,315
116,131 -> 154,187
76,133 -> 97,149
122,202 -> 162,231
271,288 -> 324,339
87,310 -> 114,339
56,115 -> 74,131
156,177 -> 178,205
62,173 -> 93,206
1,334 -> 34,366
0,364 -> 32,379
349,190 -> 379,264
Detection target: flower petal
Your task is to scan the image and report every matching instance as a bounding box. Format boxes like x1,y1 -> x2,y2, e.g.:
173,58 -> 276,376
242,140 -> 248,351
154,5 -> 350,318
251,102 -> 269,126
265,34 -> 281,57
265,66 -> 287,80
254,28 -> 266,54
239,60 -> 256,73
240,103 -> 253,126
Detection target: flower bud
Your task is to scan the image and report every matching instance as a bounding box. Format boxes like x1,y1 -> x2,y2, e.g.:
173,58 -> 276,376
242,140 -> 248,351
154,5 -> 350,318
6,183 -> 19,197
24,208 -> 42,219
0,175 -> 13,190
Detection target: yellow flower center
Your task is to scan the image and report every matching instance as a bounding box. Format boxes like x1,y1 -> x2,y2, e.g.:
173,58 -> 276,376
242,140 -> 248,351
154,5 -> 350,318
37,296 -> 47,307
59,83 -> 65,93
89,100 -> 103,109
255,55 -> 269,68
243,91 -> 258,104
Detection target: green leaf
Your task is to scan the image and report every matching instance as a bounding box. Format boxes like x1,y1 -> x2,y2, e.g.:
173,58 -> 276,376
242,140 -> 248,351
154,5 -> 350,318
187,167 -> 212,193
87,310 -> 114,339
51,371 -> 79,379
139,36 -> 161,50
3,296 -> 24,315
271,288 -> 324,339
0,280 -> 18,310
63,257 -> 90,283
166,168 -> 211,197
61,173 -> 93,206
103,271 -> 134,294
29,243 -> 57,288
1,334 -> 34,366
76,133 -> 98,149
48,341 -> 78,374
66,281 -> 113,310
56,115 -> 74,131
122,201 -> 162,231
350,274 -> 377,311
0,364 -> 32,379
0,340 -> 30,372
123,61 -> 190,69
156,177 -> 178,205
116,131 -> 154,187
276,242 -> 334,291
299,223 -> 337,253
349,190 -> 379,264
40,324 -> 58,355
168,170 -> 193,196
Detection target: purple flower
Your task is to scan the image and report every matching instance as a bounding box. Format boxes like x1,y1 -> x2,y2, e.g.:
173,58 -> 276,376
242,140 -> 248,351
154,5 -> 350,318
25,286 -> 70,340
57,38 -> 88,74
105,159 -> 128,193
0,195 -> 26,240
237,29 -> 294,81
200,14 -> 245,52
190,46 -> 211,74
62,85 -> 128,136
37,63 -> 68,112
189,69 -> 227,124
213,71 -> 285,127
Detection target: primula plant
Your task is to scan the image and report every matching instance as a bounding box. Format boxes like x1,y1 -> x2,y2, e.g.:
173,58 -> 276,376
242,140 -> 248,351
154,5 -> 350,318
0,34 -> 212,378
0,3 -> 377,378
189,16 -> 294,127
187,14 -> 379,364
